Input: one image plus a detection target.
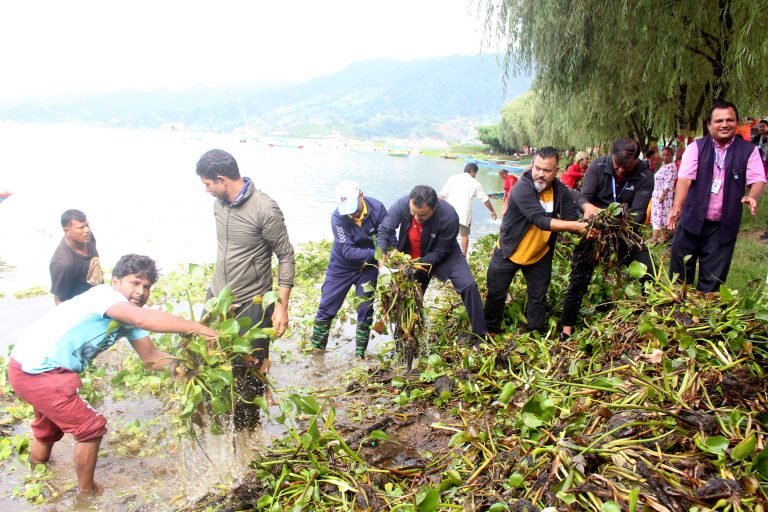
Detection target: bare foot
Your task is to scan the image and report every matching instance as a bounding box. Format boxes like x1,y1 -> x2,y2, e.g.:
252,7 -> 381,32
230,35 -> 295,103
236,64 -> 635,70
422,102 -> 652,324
78,481 -> 103,495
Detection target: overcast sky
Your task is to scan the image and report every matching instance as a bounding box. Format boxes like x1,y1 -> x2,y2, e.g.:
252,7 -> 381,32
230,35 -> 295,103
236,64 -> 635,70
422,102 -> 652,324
0,0 -> 496,101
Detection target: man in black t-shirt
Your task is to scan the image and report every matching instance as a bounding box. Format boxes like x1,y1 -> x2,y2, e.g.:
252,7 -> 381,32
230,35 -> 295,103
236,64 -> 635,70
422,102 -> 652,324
49,209 -> 103,304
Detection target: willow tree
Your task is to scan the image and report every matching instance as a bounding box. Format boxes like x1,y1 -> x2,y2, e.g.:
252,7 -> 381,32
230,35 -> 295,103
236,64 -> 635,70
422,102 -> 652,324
479,0 -> 768,147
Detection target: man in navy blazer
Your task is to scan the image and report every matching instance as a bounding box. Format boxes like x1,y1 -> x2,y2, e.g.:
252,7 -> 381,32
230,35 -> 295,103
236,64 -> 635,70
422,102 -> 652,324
377,185 -> 488,339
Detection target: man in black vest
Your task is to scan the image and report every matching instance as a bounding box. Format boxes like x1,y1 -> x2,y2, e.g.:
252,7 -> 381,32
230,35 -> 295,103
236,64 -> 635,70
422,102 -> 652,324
667,101 -> 766,292
560,139 -> 654,339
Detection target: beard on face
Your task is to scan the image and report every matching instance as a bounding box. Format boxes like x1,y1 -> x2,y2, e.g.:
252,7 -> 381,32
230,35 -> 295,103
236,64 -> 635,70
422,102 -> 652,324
534,180 -> 547,192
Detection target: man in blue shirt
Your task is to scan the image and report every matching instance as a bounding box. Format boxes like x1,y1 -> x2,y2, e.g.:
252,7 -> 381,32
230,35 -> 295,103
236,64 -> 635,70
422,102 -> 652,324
311,181 -> 392,358
9,254 -> 216,494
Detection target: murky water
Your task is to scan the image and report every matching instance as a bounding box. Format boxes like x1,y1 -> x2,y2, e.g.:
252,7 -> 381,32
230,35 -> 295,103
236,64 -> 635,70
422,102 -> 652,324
0,325 -> 393,510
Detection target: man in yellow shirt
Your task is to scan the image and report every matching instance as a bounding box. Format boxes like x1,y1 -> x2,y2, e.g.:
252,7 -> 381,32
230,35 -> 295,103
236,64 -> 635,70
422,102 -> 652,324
484,147 -> 587,334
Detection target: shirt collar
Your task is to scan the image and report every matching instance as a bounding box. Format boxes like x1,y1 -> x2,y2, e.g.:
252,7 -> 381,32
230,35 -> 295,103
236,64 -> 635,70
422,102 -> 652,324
349,198 -> 368,226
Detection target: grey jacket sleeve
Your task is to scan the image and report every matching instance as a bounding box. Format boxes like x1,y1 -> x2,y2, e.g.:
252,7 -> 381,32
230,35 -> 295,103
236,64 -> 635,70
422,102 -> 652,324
262,201 -> 295,288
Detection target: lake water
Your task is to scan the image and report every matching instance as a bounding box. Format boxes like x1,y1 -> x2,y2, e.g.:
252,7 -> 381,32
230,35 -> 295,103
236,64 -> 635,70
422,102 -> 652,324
0,123 -> 506,348
0,123 -> 505,294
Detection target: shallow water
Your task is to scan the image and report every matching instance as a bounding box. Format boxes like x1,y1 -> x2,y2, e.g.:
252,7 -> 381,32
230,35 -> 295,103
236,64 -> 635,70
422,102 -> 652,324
0,325 -> 392,510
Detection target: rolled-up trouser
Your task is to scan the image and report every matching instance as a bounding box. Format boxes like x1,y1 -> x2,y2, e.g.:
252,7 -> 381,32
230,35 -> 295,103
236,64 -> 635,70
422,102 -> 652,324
421,254 -> 488,337
315,263 -> 378,326
484,248 -> 553,333
206,289 -> 274,429
8,358 -> 107,443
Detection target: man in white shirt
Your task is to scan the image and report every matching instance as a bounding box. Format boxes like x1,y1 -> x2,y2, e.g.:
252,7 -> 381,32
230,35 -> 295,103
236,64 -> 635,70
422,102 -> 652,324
439,163 -> 498,255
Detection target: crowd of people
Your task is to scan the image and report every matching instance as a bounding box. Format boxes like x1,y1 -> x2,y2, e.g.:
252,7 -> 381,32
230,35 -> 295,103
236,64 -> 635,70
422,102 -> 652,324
6,100 -> 767,494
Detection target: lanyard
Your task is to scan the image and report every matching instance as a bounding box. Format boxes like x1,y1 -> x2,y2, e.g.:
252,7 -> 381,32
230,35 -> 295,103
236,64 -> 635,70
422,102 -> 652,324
713,145 -> 726,179
611,176 -> 628,203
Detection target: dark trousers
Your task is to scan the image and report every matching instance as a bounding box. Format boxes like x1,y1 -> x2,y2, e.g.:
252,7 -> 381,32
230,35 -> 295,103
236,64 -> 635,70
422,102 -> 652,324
417,255 -> 488,336
484,248 -> 553,333
560,238 -> 651,328
315,263 -> 378,325
206,289 -> 273,429
669,222 -> 736,292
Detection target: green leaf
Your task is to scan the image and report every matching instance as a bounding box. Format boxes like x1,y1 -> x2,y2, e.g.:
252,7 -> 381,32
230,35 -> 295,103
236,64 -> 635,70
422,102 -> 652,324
627,260 -> 647,279
416,487 -> 440,512
487,503 -> 510,512
498,382 -> 516,404
601,501 -> 621,512
731,433 -> 757,461
507,472 -> 524,488
628,487 -> 640,512
522,412 -> 544,428
206,368 -> 233,385
700,435 -> 729,455
752,448 -> 768,478
427,354 -> 443,368
369,430 -> 392,441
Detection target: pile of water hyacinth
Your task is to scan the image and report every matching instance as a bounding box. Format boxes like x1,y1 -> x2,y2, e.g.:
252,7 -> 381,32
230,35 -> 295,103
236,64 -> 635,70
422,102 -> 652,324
176,234 -> 768,512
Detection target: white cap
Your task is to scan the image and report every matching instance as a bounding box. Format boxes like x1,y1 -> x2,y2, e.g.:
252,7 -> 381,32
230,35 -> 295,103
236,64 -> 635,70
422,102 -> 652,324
335,180 -> 361,215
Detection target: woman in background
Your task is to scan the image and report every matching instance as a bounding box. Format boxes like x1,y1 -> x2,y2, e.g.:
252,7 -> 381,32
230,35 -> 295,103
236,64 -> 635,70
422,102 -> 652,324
650,146 -> 677,244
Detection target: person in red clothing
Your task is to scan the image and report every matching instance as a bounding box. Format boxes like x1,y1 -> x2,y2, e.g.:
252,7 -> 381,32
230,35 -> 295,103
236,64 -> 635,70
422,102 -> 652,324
560,151 -> 590,189
498,169 -> 519,215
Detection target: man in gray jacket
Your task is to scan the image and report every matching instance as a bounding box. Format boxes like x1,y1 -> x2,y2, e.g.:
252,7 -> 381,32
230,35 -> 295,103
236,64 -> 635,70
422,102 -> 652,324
484,147 -> 587,334
196,149 -> 295,428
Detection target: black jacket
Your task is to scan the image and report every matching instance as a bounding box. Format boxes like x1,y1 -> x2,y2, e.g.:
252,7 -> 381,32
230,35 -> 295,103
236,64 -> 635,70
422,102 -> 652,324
377,195 -> 462,270
498,170 -> 580,259
578,156 -> 654,224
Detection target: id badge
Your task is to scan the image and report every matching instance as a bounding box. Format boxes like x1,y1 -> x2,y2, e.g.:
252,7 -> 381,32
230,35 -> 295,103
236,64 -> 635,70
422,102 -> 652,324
711,179 -> 722,194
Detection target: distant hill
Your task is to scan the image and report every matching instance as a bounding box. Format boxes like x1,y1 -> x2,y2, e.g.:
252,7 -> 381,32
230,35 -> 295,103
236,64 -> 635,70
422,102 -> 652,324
0,55 -> 531,140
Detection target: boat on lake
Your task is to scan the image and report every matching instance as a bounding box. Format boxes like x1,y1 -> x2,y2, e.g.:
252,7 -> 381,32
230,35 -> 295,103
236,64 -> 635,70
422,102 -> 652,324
466,158 -> 525,174
268,143 -> 304,149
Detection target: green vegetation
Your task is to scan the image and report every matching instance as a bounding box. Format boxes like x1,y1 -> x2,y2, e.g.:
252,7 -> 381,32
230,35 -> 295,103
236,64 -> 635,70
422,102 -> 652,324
14,286 -> 47,300
480,0 -> 768,150
729,238 -> 768,291
3,236 -> 768,509
180,235 -> 768,511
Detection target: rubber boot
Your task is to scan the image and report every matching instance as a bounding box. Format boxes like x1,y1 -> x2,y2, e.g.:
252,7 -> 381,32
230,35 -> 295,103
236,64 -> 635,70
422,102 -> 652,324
311,319 -> 332,350
355,323 -> 371,358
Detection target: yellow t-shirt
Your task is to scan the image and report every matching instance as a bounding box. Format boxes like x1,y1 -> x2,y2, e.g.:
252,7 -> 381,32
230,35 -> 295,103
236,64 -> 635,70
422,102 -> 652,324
510,187 -> 554,265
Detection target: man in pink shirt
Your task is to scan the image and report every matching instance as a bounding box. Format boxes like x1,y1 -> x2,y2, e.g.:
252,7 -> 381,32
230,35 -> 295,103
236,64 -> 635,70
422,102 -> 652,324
667,100 -> 766,291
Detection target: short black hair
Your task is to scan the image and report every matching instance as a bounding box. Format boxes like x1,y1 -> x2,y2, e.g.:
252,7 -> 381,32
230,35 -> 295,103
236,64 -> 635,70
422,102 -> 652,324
611,138 -> 640,168
535,146 -> 560,163
113,254 -> 159,285
706,100 -> 740,124
464,163 -> 479,174
409,185 -> 438,209
195,149 -> 241,180
61,209 -> 87,228
661,146 -> 675,156
759,119 -> 768,127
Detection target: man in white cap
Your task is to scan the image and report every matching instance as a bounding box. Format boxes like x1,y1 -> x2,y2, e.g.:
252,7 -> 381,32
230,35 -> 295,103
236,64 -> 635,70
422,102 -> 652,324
310,181 -> 393,358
